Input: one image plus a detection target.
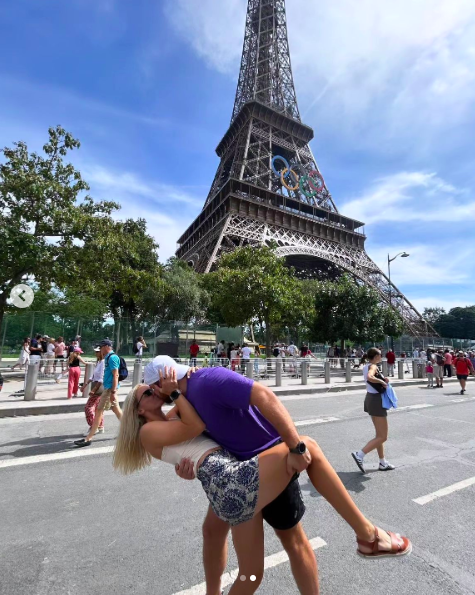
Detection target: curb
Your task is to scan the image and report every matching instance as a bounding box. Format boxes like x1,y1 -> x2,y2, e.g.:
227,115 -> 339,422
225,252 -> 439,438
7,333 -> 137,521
0,397 -> 127,419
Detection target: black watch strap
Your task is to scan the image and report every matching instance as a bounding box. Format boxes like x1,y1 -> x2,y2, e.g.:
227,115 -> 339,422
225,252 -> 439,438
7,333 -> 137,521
170,389 -> 182,402
289,441 -> 307,455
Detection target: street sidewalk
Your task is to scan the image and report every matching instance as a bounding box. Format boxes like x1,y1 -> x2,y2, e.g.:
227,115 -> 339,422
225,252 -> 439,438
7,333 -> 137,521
0,372 -> 460,418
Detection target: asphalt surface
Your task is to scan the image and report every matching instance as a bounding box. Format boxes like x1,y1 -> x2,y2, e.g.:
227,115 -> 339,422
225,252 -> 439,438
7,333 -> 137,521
1,382 -> 475,595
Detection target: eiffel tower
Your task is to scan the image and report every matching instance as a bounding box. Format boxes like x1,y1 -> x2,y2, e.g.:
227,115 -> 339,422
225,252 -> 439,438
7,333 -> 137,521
176,0 -> 434,337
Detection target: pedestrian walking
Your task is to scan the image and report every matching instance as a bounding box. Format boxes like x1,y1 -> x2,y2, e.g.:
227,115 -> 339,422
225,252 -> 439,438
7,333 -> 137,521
189,340 -> 200,367
74,339 -> 123,446
240,343 -> 252,372
253,345 -> 261,375
426,362 -> 434,388
54,336 -> 66,372
444,350 -> 453,377
134,336 -> 147,361
230,344 -> 240,372
45,337 -> 56,375
67,348 -> 86,399
386,349 -> 396,377
453,352 -> 475,395
351,348 -> 395,473
29,334 -> 43,366
10,337 -> 30,370
81,346 -> 105,435
433,350 -> 445,389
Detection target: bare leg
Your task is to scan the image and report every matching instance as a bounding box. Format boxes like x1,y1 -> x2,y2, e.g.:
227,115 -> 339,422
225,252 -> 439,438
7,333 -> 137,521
274,524 -> 319,595
202,506 -> 229,595
84,406 -> 105,441
361,417 -> 388,457
110,402 -> 122,421
228,515 -> 264,595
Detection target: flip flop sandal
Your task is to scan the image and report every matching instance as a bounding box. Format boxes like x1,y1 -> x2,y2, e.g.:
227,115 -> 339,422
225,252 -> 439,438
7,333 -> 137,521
357,527 -> 412,559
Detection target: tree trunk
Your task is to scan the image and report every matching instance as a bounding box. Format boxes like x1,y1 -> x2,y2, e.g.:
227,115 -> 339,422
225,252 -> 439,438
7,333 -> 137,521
264,316 -> 271,360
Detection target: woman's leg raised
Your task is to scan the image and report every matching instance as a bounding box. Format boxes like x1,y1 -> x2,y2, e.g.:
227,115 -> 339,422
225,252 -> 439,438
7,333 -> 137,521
228,514 -> 264,595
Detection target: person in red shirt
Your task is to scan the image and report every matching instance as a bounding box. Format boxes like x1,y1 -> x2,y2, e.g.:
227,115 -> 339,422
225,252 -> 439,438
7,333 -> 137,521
189,340 -> 200,367
453,352 -> 474,395
386,350 -> 396,377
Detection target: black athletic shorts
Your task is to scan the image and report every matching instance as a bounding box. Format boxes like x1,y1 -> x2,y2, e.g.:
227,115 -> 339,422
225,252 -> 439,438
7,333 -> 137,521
457,374 -> 468,381
261,472 -> 305,531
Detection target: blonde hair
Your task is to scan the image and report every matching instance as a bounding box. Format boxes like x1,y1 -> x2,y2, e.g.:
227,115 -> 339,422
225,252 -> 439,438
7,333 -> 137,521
112,385 -> 152,475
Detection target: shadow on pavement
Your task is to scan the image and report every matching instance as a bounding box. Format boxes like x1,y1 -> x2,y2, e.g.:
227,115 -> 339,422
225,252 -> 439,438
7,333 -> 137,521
300,470 -> 374,499
0,435 -> 111,458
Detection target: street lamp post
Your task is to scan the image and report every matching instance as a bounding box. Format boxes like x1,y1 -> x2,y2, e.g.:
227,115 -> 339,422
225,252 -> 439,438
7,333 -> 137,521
388,252 -> 410,351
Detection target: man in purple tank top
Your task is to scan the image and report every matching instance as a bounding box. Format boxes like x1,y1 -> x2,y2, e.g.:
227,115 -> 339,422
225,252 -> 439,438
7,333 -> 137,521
143,356 -> 319,595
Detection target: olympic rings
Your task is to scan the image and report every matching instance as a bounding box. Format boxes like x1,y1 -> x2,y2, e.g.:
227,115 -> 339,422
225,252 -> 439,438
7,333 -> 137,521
281,168 -> 299,191
272,154 -> 326,199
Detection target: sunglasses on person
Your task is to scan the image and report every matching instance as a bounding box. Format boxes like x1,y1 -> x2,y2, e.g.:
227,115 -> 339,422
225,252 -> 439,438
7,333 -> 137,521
136,388 -> 154,409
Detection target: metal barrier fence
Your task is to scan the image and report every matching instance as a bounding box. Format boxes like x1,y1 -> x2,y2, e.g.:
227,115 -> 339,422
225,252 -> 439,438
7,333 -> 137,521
9,355 -> 459,401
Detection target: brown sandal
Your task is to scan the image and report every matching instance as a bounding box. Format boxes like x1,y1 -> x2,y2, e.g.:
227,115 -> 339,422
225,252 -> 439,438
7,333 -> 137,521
357,527 -> 412,559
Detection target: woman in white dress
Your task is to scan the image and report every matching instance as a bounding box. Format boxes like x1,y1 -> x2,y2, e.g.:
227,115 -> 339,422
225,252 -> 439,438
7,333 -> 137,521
11,338 -> 30,370
45,337 -> 56,375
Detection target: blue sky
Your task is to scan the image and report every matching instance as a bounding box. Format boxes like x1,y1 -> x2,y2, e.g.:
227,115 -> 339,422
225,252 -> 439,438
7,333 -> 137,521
1,0 -> 475,314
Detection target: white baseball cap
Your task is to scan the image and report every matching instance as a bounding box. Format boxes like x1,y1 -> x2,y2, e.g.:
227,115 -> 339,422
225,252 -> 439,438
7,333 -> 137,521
143,356 -> 190,385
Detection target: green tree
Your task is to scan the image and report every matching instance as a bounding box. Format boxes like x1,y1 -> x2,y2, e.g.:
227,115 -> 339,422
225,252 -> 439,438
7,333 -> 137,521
0,126 -> 118,331
203,246 -> 309,355
422,307 -> 446,325
309,274 -> 404,345
435,306 -> 475,339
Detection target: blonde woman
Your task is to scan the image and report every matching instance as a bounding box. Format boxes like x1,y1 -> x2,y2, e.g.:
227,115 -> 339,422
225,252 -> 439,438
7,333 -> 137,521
67,348 -> 86,399
45,337 -> 56,375
114,367 -> 411,595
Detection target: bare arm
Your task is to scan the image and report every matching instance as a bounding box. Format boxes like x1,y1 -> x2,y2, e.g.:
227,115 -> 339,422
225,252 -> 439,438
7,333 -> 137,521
367,364 -> 387,386
250,383 -> 300,448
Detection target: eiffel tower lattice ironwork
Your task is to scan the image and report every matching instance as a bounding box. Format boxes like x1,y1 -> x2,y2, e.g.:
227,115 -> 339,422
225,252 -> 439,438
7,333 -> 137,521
176,0 -> 434,337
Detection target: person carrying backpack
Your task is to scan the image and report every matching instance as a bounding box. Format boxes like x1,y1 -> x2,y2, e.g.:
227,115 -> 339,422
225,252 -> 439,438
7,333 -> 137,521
74,339 -> 125,447
453,352 -> 475,395
433,350 -> 445,389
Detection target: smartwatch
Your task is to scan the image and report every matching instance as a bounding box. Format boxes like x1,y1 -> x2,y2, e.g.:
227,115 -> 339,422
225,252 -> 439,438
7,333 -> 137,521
170,389 -> 182,403
289,441 -> 307,455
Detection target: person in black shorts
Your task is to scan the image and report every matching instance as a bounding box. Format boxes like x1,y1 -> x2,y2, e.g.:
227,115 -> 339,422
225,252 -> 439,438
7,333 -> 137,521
352,348 -> 395,473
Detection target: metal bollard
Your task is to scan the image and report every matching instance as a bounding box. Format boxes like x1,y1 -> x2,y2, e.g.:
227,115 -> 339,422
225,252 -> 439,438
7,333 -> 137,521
398,360 -> 404,379
398,360 -> 404,380
246,360 -> 253,379
345,361 -> 352,383
301,361 -> 308,385
412,360 -> 418,379
419,363 -> 426,378
381,360 -> 388,377
276,359 -> 282,387
133,361 -> 142,387
83,362 -> 94,392
24,363 -> 39,401
324,361 -> 331,384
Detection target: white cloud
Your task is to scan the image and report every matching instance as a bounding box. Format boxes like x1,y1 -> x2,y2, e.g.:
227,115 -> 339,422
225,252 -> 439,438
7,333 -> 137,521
368,242 -> 471,286
81,164 -> 201,262
163,0 -> 475,146
341,171 -> 475,224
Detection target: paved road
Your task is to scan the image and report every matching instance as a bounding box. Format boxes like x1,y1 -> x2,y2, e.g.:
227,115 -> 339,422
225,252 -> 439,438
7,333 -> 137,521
1,384 -> 475,595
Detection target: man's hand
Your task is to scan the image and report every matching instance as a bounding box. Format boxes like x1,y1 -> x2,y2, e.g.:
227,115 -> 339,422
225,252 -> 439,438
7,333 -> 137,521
287,449 -> 312,475
159,367 -> 179,397
175,457 -> 196,480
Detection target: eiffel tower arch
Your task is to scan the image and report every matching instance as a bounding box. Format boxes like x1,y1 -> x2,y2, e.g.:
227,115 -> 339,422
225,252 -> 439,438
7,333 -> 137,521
176,0 -> 435,337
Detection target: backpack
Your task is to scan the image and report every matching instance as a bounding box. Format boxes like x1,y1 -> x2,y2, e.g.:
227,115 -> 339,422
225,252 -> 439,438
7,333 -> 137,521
435,354 -> 445,366
107,353 -> 129,382
273,347 -> 280,357
132,343 -> 139,354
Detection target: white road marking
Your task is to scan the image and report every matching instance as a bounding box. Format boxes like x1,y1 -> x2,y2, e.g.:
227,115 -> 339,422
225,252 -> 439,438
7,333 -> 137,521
413,476 -> 475,505
391,404 -> 434,412
172,537 -> 327,595
295,417 -> 339,427
0,446 -> 114,469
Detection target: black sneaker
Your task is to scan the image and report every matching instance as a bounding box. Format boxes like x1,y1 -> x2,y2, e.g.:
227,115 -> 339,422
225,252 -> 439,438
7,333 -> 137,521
74,439 -> 91,448
351,452 -> 366,474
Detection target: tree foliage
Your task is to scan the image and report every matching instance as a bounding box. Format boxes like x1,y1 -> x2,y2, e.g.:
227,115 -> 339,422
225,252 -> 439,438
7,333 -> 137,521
309,274 -> 404,344
0,126 -> 118,329
203,246 -> 310,353
422,307 -> 446,325
433,306 -> 475,339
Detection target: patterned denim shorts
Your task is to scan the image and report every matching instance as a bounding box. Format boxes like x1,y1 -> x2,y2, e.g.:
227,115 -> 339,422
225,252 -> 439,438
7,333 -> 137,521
197,449 -> 260,526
